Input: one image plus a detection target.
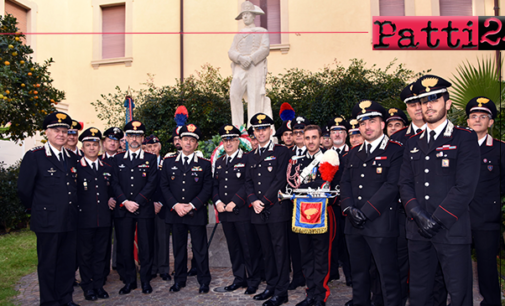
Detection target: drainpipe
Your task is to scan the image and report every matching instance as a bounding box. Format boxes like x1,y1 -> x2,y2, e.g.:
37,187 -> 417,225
495,0 -> 501,80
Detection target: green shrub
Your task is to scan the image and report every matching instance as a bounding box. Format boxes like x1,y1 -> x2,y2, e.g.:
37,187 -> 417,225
0,160 -> 29,232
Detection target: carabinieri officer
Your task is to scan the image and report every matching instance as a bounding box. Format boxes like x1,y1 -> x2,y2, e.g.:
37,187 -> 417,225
18,112 -> 79,306
111,120 -> 158,295
75,128 -> 113,301
246,113 -> 291,306
213,124 -> 261,294
340,100 -> 403,306
399,75 -> 480,306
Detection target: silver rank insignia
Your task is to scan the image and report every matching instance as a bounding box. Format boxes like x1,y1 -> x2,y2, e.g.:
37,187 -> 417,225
267,166 -> 273,172
442,159 -> 449,167
236,173 -> 241,178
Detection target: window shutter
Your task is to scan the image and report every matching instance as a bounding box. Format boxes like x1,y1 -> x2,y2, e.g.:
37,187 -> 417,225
379,0 -> 405,16
250,0 -> 281,44
102,4 -> 125,59
5,0 -> 28,42
439,0 -> 472,16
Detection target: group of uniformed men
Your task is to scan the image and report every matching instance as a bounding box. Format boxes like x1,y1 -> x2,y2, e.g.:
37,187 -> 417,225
17,73 -> 504,306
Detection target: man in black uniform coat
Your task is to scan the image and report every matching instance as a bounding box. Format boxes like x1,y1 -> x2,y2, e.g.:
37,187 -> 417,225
399,75 -> 480,306
160,124 -> 212,294
340,100 -> 403,306
99,126 -> 123,283
75,128 -> 113,301
465,96 -> 504,306
65,120 -> 83,159
111,120 -> 159,295
288,125 -> 334,306
213,124 -> 261,294
246,113 -> 291,306
17,112 -> 80,306
391,83 -> 427,145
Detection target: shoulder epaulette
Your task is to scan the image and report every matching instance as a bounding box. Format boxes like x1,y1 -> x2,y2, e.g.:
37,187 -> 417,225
389,139 -> 403,146
496,138 -> 505,144
350,144 -> 360,150
455,126 -> 473,133
163,155 -> 176,160
290,155 -> 304,161
391,126 -> 407,135
200,157 -> 211,162
164,152 -> 176,158
342,152 -> 349,158
30,146 -> 43,151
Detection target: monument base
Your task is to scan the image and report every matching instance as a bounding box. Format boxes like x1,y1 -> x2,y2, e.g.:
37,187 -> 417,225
206,223 -> 231,268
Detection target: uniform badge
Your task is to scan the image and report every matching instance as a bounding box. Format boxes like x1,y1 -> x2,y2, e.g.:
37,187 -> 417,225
194,177 -> 199,182
483,158 -> 488,163
488,165 -> 493,171
267,166 -> 273,172
410,147 -> 419,153
119,164 -> 125,168
71,167 -> 77,173
171,176 -> 175,180
142,173 -> 147,177
217,165 -> 222,169
442,159 -> 449,167
83,181 -> 88,191
236,173 -> 241,178
48,168 -> 56,175
146,161 -> 149,165
436,152 -> 443,157
376,167 -> 382,174
171,166 -> 178,170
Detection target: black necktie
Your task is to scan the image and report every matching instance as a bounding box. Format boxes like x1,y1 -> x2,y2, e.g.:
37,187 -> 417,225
260,148 -> 265,156
366,144 -> 372,157
337,148 -> 341,155
184,157 -> 189,166
227,157 -> 231,165
131,153 -> 137,160
91,162 -> 97,173
416,128 -> 422,134
428,131 -> 436,148
58,153 -> 63,163
297,148 -> 302,156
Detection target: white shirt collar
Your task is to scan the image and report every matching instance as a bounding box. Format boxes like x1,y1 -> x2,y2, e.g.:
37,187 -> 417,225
84,156 -> 98,168
426,120 -> 448,142
106,152 -> 115,158
411,122 -> 426,132
364,134 -> 385,154
332,144 -> 346,152
48,142 -> 64,160
226,149 -> 239,162
182,152 -> 195,163
478,134 -> 488,146
128,149 -> 142,161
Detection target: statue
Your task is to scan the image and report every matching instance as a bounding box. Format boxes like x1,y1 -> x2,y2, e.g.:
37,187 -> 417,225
229,1 -> 273,128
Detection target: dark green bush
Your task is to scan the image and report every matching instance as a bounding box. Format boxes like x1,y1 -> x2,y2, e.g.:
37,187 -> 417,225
0,160 -> 29,232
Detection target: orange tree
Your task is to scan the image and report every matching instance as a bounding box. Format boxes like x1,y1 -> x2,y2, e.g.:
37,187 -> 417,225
0,14 -> 65,141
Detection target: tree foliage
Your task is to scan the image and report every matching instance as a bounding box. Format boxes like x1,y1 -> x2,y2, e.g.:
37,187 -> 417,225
0,14 -> 65,141
0,161 -> 29,232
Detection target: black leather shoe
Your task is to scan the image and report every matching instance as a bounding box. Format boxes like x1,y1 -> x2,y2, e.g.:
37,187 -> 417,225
345,300 -> 354,306
254,289 -> 274,300
170,282 -> 186,292
224,283 -> 246,291
62,302 -> 80,306
160,273 -> 171,281
314,301 -> 326,306
96,288 -> 109,299
263,295 -> 289,306
244,287 -> 257,294
118,283 -> 137,295
84,289 -> 97,301
296,297 -> 315,306
199,284 -> 210,294
142,282 -> 153,294
288,278 -> 305,290
188,267 -> 198,276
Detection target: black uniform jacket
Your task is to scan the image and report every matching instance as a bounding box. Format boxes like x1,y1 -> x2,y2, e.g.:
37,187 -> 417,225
213,149 -> 250,223
76,158 -> 113,229
329,144 -> 349,206
399,121 -> 480,244
245,141 -> 290,224
340,135 -> 403,238
100,153 -> 116,166
391,124 -> 421,145
111,149 -> 158,219
160,152 -> 212,226
17,143 -> 78,233
469,135 -> 505,230
151,156 -> 167,220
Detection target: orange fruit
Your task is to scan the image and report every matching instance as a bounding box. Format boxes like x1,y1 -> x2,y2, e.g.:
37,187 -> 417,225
11,52 -> 17,56
4,61 -> 10,65
30,68 -> 34,71
19,60 -> 24,64
34,96 -> 38,99
15,37 -> 19,41
33,90 -> 38,94
8,45 -> 13,49
28,72 -> 32,76
5,90 -> 10,94
21,83 -> 25,87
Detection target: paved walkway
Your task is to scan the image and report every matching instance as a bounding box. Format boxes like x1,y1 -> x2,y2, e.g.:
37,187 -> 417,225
14,263 -> 486,306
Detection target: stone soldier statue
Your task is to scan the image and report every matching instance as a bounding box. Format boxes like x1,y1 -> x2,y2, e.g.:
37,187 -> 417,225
229,1 -> 273,127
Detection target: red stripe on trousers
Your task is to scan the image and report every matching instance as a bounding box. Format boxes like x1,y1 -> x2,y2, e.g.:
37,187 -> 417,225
323,206 -> 337,302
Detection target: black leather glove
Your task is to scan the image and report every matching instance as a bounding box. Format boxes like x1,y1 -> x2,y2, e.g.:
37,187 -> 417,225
345,207 -> 367,229
410,206 -> 442,239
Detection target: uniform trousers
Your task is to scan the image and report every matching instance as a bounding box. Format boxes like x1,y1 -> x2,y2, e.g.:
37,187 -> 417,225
222,221 -> 261,288
114,217 -> 154,285
77,227 -> 110,291
298,226 -> 332,302
397,214 -> 409,306
254,221 -> 290,297
35,231 -> 76,306
288,224 -> 305,282
153,217 -> 171,275
408,240 -> 473,306
330,208 -> 351,282
346,234 -> 401,306
172,223 -> 211,285
473,230 -> 501,306
102,224 -> 113,282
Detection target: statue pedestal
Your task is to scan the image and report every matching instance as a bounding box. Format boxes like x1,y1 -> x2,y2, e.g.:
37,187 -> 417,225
206,223 -> 231,268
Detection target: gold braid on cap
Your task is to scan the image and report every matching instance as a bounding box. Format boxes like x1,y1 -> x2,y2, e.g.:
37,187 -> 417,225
389,108 -> 398,116
56,113 -> 67,123
476,97 -> 489,107
359,100 -> 372,114
421,77 -> 438,92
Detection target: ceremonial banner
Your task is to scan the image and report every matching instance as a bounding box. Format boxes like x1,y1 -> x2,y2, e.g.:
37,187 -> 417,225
292,197 -> 328,234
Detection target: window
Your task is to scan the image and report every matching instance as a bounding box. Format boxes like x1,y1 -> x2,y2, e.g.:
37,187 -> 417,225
102,4 -> 125,59
4,0 -> 27,34
250,0 -> 281,45
379,0 -> 405,16
439,0 -> 472,16
3,0 -> 37,55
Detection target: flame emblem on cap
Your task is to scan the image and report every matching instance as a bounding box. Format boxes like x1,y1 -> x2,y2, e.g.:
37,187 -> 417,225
421,77 -> 438,92
56,113 -> 67,122
72,121 -> 78,127
132,121 -> 141,130
113,127 -> 120,134
476,97 -> 489,107
350,119 -> 359,129
257,114 -> 266,123
359,101 -> 372,114
287,120 -> 291,130
224,125 -> 233,134
389,108 -> 398,116
90,128 -> 98,136
187,124 -> 196,132
334,117 -> 343,125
